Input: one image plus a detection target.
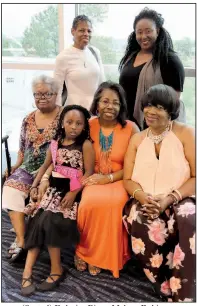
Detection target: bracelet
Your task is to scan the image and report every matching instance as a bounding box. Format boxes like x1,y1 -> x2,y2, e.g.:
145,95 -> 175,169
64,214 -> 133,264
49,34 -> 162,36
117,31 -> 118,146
30,186 -> 38,191
108,174 -> 114,183
168,192 -> 179,205
132,188 -> 143,199
173,189 -> 182,201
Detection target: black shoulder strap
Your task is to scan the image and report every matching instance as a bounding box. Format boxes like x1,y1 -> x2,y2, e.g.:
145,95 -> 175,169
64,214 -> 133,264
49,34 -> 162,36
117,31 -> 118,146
88,46 -> 99,64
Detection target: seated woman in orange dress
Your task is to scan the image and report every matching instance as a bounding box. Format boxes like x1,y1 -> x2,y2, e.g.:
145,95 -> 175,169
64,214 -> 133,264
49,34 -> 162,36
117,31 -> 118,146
75,81 -> 139,278
123,84 -> 195,301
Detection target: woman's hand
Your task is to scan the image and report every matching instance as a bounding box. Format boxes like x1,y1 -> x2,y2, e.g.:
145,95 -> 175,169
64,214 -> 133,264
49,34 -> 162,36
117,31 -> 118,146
141,194 -> 172,219
137,191 -> 161,219
4,165 -> 18,178
154,195 -> 173,214
82,174 -> 110,186
61,191 -> 77,209
30,187 -> 38,202
37,180 -> 49,203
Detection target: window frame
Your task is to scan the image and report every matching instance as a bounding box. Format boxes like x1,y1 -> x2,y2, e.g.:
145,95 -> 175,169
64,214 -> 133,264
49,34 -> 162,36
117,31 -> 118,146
2,3 -> 195,78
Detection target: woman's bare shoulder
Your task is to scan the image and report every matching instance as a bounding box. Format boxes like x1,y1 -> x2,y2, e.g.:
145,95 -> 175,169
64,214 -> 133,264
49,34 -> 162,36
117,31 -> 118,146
130,129 -> 147,147
172,121 -> 195,142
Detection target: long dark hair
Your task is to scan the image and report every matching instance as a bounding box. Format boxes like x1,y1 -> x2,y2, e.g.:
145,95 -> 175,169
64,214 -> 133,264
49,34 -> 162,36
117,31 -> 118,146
54,105 -> 91,146
90,81 -> 128,127
119,7 -> 174,71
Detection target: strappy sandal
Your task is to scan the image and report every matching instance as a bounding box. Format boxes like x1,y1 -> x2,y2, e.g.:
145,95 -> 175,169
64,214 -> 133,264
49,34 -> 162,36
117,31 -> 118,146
8,246 -> 27,263
74,255 -> 87,272
21,276 -> 36,296
37,270 -> 65,292
88,264 -> 101,276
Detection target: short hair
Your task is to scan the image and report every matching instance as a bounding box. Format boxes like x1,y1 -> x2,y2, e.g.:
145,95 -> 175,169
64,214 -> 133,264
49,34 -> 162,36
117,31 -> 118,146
141,84 -> 180,120
54,104 -> 91,146
72,15 -> 92,29
90,81 -> 128,127
32,75 -> 59,93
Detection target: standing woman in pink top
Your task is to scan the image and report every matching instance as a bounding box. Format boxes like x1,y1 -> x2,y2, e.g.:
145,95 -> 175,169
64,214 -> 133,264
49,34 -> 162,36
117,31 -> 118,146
123,84 -> 195,302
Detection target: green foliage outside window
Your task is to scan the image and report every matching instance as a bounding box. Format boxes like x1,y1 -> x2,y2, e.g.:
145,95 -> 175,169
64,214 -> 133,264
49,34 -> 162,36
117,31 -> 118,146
2,4 -> 195,127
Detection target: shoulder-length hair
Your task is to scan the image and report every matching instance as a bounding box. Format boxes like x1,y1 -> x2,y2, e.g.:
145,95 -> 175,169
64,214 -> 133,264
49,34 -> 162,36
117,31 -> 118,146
90,81 -> 128,127
141,84 -> 180,120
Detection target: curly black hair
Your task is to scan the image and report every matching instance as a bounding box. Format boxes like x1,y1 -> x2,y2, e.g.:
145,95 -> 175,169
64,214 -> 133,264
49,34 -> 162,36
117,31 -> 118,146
141,84 -> 180,120
72,15 -> 92,29
54,105 -> 91,146
119,7 -> 174,71
90,81 -> 128,127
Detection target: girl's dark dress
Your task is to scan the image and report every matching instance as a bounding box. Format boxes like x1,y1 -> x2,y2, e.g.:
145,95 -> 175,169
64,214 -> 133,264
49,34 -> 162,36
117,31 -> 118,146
24,142 -> 83,250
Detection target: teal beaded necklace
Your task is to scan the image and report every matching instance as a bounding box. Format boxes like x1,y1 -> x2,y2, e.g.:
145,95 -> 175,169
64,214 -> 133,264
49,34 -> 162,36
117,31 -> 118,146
99,129 -> 114,152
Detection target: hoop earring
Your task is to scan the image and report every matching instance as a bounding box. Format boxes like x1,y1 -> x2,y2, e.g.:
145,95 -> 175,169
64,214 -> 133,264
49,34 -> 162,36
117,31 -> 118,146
96,110 -> 100,117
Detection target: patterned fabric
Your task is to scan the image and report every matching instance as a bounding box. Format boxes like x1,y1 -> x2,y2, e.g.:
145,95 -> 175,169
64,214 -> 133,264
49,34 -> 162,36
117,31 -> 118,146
24,142 -> 83,250
25,142 -> 83,219
4,109 -> 61,194
51,140 -> 83,191
123,197 -> 196,302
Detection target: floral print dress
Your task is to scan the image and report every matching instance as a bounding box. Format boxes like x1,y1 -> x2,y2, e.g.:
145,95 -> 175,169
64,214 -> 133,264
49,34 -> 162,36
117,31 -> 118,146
24,141 -> 83,250
123,131 -> 196,302
4,110 -> 61,195
123,198 -> 196,302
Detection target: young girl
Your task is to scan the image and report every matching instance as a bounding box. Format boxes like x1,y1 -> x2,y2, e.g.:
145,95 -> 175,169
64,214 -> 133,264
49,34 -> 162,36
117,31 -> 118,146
21,105 -> 95,296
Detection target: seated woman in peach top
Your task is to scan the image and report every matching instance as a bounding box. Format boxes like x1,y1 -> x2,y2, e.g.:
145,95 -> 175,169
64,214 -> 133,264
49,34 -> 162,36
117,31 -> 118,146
123,84 -> 195,302
75,81 -> 139,277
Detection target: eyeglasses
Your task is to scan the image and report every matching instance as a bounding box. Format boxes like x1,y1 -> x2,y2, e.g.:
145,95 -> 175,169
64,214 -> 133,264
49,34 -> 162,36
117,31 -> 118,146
99,100 -> 121,108
33,92 -> 56,99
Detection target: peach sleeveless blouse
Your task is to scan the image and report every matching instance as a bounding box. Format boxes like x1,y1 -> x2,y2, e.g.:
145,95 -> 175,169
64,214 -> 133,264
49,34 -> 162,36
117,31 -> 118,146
132,129 -> 190,196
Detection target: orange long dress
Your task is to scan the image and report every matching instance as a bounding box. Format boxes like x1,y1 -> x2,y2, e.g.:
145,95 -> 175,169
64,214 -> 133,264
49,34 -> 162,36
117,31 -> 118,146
76,118 -> 133,278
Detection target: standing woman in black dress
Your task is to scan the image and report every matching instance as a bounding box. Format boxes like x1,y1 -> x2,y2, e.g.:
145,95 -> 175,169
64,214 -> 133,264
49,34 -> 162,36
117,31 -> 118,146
119,7 -> 185,130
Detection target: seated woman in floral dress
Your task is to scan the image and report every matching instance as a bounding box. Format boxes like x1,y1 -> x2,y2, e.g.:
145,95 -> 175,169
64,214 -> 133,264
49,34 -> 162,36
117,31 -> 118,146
2,75 -> 62,262
123,84 -> 195,302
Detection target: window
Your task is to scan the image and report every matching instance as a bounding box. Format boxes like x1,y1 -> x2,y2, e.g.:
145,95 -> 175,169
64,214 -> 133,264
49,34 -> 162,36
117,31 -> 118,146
2,4 -> 58,59
2,4 -> 75,171
2,4 -> 195,171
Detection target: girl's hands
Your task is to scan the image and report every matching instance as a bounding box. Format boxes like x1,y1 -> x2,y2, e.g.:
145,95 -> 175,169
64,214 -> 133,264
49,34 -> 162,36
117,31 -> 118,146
61,191 -> 77,209
30,187 -> 38,202
37,180 -> 49,203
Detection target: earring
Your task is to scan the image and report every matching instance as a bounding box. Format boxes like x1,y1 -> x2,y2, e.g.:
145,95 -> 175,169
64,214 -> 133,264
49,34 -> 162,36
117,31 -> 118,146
32,103 -> 36,108
96,110 -> 100,117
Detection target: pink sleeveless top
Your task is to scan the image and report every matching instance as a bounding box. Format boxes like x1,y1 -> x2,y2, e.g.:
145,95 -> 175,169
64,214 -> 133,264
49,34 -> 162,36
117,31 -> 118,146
132,130 -> 190,196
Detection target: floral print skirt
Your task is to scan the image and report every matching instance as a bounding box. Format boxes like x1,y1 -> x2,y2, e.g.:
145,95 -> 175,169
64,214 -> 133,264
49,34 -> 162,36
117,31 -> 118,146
24,176 -> 80,250
123,197 -> 196,302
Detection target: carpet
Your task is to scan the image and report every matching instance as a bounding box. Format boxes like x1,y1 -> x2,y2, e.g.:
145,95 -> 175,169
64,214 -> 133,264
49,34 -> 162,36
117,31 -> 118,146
2,211 -> 161,303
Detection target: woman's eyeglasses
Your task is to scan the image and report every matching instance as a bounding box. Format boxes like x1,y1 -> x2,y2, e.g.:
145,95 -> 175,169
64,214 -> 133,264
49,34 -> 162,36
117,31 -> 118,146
33,92 -> 56,99
99,100 -> 121,108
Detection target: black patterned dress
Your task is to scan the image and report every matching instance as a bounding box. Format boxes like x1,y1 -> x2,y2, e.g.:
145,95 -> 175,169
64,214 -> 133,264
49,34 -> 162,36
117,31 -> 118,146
24,142 -> 83,250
